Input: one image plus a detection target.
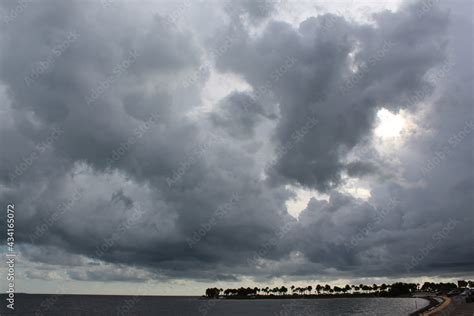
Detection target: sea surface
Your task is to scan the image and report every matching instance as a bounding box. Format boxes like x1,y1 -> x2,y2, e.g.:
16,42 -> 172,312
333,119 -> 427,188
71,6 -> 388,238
0,294 -> 429,315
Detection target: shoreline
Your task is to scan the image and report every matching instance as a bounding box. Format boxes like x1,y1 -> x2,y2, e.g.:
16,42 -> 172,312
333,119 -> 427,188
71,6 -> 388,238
201,294 -> 415,300
409,296 -> 444,316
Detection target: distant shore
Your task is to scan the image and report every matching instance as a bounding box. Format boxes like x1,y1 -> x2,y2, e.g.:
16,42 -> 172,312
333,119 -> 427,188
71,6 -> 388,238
201,293 -> 412,300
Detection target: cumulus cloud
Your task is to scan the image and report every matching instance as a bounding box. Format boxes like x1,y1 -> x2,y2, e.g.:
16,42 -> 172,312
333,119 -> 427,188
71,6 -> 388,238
0,0 -> 472,289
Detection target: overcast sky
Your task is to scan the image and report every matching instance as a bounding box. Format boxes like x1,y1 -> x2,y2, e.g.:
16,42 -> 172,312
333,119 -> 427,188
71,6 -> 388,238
0,0 -> 472,295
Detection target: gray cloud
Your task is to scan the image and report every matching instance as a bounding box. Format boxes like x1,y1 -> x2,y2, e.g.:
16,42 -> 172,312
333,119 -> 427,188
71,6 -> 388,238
210,91 -> 276,139
0,0 -> 472,287
215,1 -> 449,191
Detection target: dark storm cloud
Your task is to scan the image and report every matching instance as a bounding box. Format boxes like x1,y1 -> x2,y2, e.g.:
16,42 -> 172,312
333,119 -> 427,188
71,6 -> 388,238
215,1 -> 449,191
0,0 -> 472,285
0,0 -> 293,282
345,161 -> 380,178
224,0 -> 278,24
210,91 -> 275,139
287,0 -> 474,277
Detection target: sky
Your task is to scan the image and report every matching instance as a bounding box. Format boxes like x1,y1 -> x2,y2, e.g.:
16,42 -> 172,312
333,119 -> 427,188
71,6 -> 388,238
0,0 -> 472,295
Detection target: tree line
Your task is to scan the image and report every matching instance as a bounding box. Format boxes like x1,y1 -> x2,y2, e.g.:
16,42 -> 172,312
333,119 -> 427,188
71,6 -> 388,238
204,281 -> 473,298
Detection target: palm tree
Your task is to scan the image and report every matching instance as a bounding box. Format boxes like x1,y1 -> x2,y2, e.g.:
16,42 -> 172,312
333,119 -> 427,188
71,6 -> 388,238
324,284 -> 331,294
316,284 -> 322,295
205,288 -> 220,298
291,285 -> 295,295
307,285 -> 313,295
341,286 -> 347,294
362,285 -> 371,294
344,284 -> 351,294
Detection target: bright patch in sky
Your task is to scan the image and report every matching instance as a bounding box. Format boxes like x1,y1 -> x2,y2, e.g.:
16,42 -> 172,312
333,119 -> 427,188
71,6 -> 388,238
201,70 -> 251,111
375,108 -> 405,138
285,185 -> 328,218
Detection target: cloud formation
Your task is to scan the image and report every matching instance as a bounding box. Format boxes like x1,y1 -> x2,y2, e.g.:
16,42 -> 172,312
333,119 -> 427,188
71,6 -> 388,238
0,0 -> 472,288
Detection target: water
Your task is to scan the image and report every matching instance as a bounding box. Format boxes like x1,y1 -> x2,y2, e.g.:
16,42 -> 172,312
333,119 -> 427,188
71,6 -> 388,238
0,294 -> 428,315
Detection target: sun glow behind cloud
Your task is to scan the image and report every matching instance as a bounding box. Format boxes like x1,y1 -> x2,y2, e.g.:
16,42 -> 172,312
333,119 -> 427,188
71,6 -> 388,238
286,108 -> 407,218
375,108 -> 405,138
